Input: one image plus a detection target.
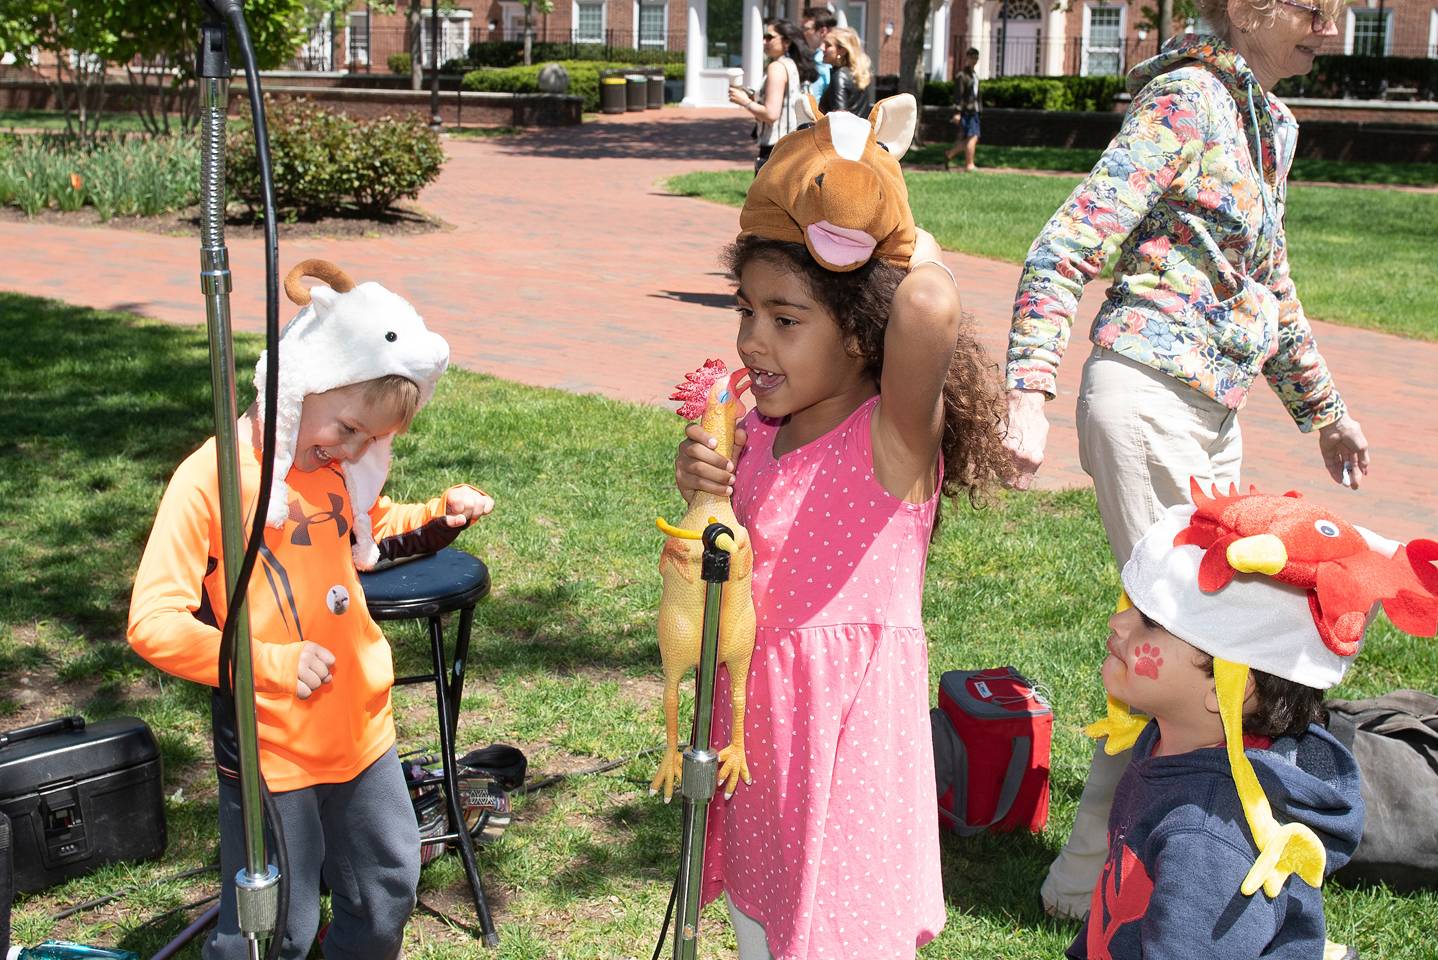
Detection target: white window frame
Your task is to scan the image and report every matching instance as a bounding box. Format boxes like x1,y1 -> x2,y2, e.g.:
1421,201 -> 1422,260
1081,3 -> 1125,77
846,0 -> 869,42
1344,7 -> 1392,57
421,8 -> 472,67
344,10 -> 369,67
573,0 -> 606,43
1428,9 -> 1437,58
636,0 -> 667,48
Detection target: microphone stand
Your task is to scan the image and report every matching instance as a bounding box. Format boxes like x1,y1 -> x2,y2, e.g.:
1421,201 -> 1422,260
670,522 -> 736,959
195,8 -> 279,960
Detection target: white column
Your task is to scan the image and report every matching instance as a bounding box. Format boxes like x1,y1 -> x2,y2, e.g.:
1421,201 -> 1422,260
1044,1 -> 1066,75
972,1 -> 989,77
929,0 -> 950,80
833,0 -> 849,29
683,0 -> 709,104
743,0 -> 764,88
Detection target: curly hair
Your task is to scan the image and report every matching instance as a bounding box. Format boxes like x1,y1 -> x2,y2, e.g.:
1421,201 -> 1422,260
724,236 -> 1012,527
1189,649 -> 1328,739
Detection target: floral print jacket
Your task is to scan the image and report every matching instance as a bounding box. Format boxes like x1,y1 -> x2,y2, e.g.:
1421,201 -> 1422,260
1007,35 -> 1345,431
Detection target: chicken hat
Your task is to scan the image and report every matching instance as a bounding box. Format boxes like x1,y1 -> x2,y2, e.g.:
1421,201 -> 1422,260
739,94 -> 918,271
253,259 -> 449,570
1088,480 -> 1438,898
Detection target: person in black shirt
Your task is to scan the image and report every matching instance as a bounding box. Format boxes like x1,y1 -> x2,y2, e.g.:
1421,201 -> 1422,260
944,47 -> 981,171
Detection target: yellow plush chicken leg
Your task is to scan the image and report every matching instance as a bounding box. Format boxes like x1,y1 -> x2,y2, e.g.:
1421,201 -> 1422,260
1214,657 -> 1327,897
651,361 -> 757,803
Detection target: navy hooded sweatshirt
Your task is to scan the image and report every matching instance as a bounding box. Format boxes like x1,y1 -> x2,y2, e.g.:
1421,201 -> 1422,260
1068,721 -> 1363,960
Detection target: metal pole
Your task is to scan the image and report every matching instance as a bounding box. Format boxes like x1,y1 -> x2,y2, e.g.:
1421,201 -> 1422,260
671,522 -> 734,960
429,0 -> 442,127
197,18 -> 278,960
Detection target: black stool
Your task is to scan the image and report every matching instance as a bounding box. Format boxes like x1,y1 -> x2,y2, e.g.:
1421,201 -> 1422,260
359,547 -> 498,946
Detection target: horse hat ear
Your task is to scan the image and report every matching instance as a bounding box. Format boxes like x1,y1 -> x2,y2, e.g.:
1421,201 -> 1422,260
869,93 -> 917,159
798,92 -> 822,125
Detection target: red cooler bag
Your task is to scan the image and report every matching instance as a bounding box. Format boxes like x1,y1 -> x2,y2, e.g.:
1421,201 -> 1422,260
931,667 -> 1052,835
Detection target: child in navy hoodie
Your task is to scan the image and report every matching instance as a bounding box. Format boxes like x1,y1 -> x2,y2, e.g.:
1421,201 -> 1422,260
1070,484 -> 1438,959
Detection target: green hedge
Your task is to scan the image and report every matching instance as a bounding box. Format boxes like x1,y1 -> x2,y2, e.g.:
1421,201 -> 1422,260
226,98 -> 444,216
921,75 -> 1128,112
1274,54 -> 1438,101
462,61 -> 684,112
462,40 -> 683,69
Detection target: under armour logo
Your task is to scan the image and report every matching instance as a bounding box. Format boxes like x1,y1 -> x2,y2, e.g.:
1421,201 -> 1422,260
289,494 -> 349,546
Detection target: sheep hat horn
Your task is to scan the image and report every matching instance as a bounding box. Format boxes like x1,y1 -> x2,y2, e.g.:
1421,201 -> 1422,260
253,259 -> 449,570
1088,480 -> 1438,898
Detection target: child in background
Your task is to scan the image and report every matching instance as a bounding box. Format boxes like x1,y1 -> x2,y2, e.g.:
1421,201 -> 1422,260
128,261 -> 493,960
1073,486 -> 1438,959
676,102 -> 1011,959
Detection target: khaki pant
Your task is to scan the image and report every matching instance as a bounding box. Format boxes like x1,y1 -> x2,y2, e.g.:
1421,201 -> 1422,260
1041,346 -> 1242,919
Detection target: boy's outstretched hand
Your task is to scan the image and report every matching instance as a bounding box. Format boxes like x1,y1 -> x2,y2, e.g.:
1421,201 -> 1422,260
297,641 -> 335,699
444,484 -> 495,527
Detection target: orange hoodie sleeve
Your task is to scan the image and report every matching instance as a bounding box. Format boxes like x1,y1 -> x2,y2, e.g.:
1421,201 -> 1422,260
127,443 -> 302,697
369,484 -> 487,539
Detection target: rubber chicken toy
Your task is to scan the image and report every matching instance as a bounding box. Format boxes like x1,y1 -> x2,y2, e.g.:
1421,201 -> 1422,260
651,359 -> 757,802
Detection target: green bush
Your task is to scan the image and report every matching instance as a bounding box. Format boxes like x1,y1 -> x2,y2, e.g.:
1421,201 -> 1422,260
1274,54 -> 1438,101
0,133 -> 200,220
462,60 -> 679,111
388,52 -> 412,75
463,40 -> 683,69
226,98 -> 444,216
921,74 -> 1127,111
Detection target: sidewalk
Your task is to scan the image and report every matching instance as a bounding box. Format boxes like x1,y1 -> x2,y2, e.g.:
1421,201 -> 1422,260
1,107 -> 1434,540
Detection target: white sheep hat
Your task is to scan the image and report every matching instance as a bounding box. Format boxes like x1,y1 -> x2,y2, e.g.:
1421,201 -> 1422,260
253,260 -> 449,569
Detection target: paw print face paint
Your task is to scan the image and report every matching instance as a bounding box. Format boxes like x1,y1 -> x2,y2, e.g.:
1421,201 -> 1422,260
1133,642 -> 1164,679
326,584 -> 350,615
1101,605 -> 1214,725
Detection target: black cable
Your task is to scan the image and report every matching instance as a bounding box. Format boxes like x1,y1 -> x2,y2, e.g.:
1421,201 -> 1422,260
260,778 -> 291,960
49,864 -> 219,921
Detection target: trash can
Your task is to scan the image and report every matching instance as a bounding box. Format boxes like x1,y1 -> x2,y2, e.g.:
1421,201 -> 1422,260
645,69 -> 664,109
626,73 -> 647,112
600,72 -> 627,114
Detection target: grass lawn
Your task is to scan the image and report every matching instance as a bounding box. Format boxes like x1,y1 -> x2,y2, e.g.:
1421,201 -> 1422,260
667,169 -> 1438,342
903,142 -> 1438,188
3,293 -> 1436,959
0,109 -> 161,133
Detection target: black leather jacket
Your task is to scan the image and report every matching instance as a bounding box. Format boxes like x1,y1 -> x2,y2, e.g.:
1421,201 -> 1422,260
819,66 -> 873,117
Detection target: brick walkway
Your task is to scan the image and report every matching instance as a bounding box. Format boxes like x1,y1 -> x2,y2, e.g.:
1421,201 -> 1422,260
2,107 -> 1434,540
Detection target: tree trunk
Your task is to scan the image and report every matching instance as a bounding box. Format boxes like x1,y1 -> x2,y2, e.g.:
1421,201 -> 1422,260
523,4 -> 533,65
897,0 -> 933,139
408,0 -> 423,91
1156,0 -> 1173,47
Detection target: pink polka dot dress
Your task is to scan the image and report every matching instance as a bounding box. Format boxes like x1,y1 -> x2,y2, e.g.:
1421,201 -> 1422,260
700,395 -> 947,958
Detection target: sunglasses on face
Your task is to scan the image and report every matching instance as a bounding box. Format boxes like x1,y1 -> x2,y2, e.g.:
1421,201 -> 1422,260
764,32 -> 780,40
1277,0 -> 1336,30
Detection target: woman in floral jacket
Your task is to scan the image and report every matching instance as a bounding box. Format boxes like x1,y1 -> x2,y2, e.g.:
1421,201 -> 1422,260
1002,0 -> 1372,921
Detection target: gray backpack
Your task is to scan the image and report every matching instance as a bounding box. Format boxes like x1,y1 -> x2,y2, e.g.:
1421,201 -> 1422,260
1326,690 -> 1438,892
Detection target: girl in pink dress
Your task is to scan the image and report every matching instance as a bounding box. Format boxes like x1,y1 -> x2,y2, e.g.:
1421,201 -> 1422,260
676,231 -> 1010,957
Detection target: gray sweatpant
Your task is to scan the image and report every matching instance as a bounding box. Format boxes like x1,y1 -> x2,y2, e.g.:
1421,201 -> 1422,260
206,747 -> 420,960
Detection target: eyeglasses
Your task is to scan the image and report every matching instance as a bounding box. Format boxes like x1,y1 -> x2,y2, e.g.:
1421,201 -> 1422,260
1277,0 -> 1336,31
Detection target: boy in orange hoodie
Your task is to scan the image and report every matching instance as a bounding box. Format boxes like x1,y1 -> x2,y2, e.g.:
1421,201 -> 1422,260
128,261 -> 492,960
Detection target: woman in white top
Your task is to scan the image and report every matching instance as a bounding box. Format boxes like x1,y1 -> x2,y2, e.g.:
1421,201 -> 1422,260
728,19 -> 818,172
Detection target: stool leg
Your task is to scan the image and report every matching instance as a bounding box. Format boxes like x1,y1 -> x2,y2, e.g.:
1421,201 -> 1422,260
428,615 -> 499,947
448,604 -> 476,741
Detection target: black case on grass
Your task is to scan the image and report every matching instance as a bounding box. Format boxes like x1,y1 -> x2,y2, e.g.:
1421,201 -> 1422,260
0,716 -> 166,894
